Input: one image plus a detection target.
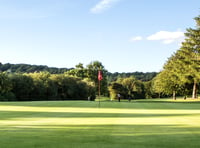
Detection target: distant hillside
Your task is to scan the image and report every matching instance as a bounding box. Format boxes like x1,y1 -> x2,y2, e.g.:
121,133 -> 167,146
0,63 -> 72,74
0,63 -> 157,81
107,72 -> 157,82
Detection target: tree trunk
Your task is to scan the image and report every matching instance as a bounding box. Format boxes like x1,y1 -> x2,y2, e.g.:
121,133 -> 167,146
173,90 -> 176,100
192,81 -> 197,99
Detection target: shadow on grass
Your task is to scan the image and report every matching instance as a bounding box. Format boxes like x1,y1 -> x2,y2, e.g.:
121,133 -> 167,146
0,124 -> 200,148
1,100 -> 200,110
134,100 -> 200,103
0,110 -> 198,120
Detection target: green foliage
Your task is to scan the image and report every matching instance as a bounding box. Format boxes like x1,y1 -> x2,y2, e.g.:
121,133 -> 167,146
27,72 -> 54,100
0,72 -> 95,101
107,72 -> 157,83
109,76 -> 145,100
86,61 -> 108,95
144,81 -> 158,98
0,72 -> 12,96
66,63 -> 86,79
109,82 -> 125,100
0,72 -> 16,101
50,74 -> 93,99
176,17 -> 200,98
0,92 -> 16,101
66,61 -> 109,96
9,73 -> 34,100
0,61 -> 159,100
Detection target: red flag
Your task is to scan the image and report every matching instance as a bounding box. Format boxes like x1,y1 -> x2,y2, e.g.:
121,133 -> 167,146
98,70 -> 103,81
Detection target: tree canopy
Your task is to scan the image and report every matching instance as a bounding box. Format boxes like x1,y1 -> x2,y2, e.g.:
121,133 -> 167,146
153,15 -> 200,99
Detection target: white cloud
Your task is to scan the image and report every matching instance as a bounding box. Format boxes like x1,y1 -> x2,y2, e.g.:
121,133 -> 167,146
147,31 -> 184,44
90,0 -> 120,14
130,36 -> 143,42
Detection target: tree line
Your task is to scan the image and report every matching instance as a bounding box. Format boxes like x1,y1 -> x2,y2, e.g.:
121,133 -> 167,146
0,61 -> 158,101
0,61 -> 107,101
0,72 -> 96,101
0,63 -> 157,82
107,72 -> 157,82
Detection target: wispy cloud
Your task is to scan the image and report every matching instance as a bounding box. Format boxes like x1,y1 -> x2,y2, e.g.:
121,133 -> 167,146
90,0 -> 120,14
130,30 -> 185,44
147,31 -> 184,44
129,36 -> 143,42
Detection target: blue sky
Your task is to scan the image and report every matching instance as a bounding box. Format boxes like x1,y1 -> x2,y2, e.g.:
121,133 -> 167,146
0,0 -> 199,73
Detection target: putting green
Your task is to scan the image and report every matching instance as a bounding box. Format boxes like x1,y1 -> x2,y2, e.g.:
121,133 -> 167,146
0,101 -> 200,148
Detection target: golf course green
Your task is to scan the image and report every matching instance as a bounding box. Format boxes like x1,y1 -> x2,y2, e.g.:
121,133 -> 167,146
0,100 -> 200,148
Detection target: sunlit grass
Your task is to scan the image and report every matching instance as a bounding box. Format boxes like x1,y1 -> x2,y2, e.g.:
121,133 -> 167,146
0,100 -> 200,147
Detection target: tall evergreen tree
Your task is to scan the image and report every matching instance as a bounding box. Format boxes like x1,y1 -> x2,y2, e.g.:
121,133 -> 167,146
153,15 -> 200,99
177,15 -> 200,98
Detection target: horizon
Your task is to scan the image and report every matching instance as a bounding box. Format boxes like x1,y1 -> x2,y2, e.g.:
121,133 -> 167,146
0,0 -> 199,73
0,62 -> 159,73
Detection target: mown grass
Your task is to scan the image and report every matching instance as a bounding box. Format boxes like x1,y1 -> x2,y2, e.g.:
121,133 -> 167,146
1,100 -> 200,148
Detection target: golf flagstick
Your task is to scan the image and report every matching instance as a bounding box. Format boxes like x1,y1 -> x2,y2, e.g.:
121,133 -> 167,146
98,70 -> 103,108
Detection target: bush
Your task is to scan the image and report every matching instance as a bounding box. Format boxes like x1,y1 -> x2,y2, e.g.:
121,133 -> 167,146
0,94 -> 5,101
4,92 -> 16,101
0,92 -> 16,101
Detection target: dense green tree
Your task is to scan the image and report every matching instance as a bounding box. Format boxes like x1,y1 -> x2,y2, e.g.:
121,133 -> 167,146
86,61 -> 108,95
66,61 -> 109,96
27,72 -> 57,100
50,74 -> 95,100
108,82 -> 125,100
75,63 -> 86,79
117,77 -> 136,98
66,63 -> 86,79
0,72 -> 12,95
144,80 -> 158,99
0,71 -> 95,101
109,76 -> 145,100
107,72 -> 157,83
153,70 -> 180,99
9,73 -> 34,100
152,52 -> 188,99
175,15 -> 200,98
82,78 -> 96,100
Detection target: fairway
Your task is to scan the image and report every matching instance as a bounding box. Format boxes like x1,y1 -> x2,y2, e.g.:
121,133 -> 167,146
1,101 -> 200,148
